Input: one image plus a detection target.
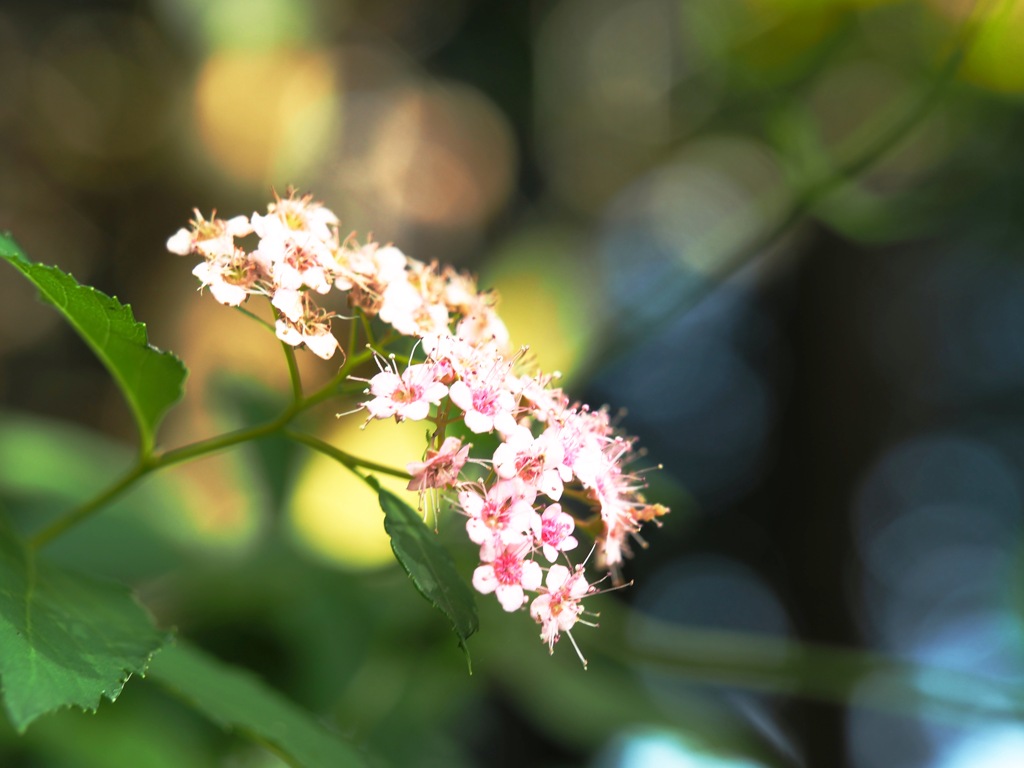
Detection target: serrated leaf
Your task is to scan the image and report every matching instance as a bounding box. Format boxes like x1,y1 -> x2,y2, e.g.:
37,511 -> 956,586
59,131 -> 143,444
0,518 -> 166,732
146,641 -> 366,768
0,233 -> 186,453
371,477 -> 478,664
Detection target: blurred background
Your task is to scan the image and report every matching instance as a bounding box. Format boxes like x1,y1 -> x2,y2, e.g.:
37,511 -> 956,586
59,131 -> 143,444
2,0 -> 1024,766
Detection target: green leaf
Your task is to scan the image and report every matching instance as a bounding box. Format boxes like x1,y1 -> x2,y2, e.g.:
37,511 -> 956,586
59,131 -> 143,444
146,641 -> 366,768
0,518 -> 166,732
370,477 -> 479,665
0,233 -> 186,453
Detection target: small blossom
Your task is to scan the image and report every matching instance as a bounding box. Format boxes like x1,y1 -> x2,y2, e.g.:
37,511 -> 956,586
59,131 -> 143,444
168,210 -> 252,259
493,426 -> 569,501
335,242 -> 409,309
459,481 -> 536,548
275,311 -> 339,360
530,564 -> 591,655
379,276 -> 449,338
448,378 -> 518,435
191,250 -> 260,306
364,362 -> 448,422
533,503 -> 578,563
407,437 -> 470,491
253,189 -> 339,243
473,543 -> 543,612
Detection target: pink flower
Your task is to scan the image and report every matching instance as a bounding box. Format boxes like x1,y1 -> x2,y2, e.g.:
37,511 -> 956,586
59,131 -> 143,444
550,410 -> 606,488
532,503 -> 578,563
458,481 -> 536,548
473,543 -> 542,612
530,564 -> 591,654
406,437 -> 470,491
364,362 -> 448,422
421,333 -> 495,383
170,189 -> 674,651
493,426 -> 569,501
590,437 -> 646,575
448,378 -> 518,435
517,373 -> 569,423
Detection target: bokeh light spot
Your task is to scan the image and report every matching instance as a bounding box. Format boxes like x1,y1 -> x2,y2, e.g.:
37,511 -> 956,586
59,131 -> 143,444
594,727 -> 767,768
485,228 -> 594,378
287,418 -> 426,570
193,48 -> 339,185
363,82 -> 516,230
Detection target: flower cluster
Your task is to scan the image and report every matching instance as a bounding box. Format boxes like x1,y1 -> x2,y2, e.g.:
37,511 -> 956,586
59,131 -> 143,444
167,189 -> 509,360
170,190 -> 669,663
361,332 -> 669,662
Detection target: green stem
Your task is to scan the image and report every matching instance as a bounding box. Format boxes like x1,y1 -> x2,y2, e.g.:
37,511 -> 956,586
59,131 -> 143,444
29,462 -> 151,549
358,309 -> 375,349
286,430 -> 412,485
155,416 -> 293,469
29,345 -> 380,548
282,341 -> 304,403
233,305 -> 275,332
346,315 -> 358,360
29,342 -> 401,548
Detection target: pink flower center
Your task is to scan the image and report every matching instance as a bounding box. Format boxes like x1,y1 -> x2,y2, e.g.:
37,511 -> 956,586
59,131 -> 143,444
492,551 -> 523,585
392,384 -> 423,403
542,515 -> 570,546
286,247 -> 317,271
515,454 -> 542,482
548,594 -> 565,617
482,498 -> 511,530
472,388 -> 498,416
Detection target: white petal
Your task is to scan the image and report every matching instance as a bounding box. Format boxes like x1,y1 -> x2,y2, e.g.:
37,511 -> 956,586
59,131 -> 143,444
463,409 -> 493,434
276,320 -> 303,346
472,565 -> 498,595
304,331 -> 339,360
166,228 -> 193,255
209,280 -> 248,306
495,584 -> 526,612
546,564 -> 571,591
226,215 -> 253,237
520,560 -> 543,592
271,288 -> 304,321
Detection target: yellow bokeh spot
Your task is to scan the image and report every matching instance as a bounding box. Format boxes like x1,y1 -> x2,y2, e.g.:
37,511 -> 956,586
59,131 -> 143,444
959,0 -> 1024,94
288,417 -> 429,569
485,229 -> 594,379
193,48 -> 339,184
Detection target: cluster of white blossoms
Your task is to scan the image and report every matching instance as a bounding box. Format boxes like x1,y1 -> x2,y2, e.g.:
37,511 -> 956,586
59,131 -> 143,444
170,190 -> 668,663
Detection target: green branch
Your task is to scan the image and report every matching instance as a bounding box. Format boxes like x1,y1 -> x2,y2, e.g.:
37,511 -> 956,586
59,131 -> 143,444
285,430 -> 412,486
28,463 -> 151,549
282,341 -> 304,403
29,344 -> 381,549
